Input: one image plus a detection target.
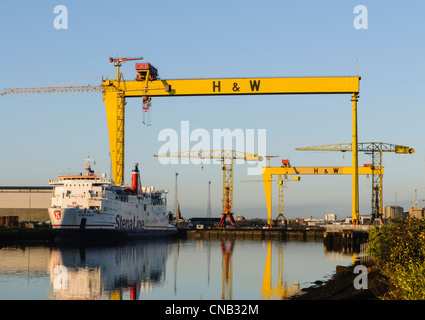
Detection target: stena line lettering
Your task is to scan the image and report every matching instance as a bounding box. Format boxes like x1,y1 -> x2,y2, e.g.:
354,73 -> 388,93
116,214 -> 144,230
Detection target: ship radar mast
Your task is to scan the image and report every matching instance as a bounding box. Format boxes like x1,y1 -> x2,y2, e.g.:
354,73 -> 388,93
84,153 -> 95,176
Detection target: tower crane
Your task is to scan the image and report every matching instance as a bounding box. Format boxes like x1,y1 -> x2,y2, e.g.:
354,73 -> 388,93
295,142 -> 414,223
153,150 -> 263,227
1,56 -> 362,223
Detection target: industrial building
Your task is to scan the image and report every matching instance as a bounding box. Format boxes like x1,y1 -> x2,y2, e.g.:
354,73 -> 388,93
0,186 -> 52,223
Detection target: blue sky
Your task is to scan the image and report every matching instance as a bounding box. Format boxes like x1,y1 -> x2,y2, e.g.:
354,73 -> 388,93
1,1 -> 424,220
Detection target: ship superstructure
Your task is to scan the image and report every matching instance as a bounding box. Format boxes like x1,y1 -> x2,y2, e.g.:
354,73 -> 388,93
48,156 -> 177,238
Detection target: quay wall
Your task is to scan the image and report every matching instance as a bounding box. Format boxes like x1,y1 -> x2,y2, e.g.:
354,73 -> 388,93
323,228 -> 370,250
185,228 -> 324,241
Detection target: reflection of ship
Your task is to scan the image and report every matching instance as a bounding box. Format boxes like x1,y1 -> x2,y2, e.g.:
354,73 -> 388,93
47,241 -> 174,300
48,156 -> 177,240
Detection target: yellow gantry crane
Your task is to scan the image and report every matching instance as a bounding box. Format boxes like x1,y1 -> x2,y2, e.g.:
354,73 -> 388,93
296,143 -> 414,223
241,175 -> 301,226
262,159 -> 383,225
154,150 -> 263,227
248,156 -> 302,226
1,57 -> 362,221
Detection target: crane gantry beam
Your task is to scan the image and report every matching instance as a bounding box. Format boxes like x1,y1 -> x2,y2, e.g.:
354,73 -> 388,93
296,142 -> 414,223
102,76 -> 360,97
1,58 -> 361,223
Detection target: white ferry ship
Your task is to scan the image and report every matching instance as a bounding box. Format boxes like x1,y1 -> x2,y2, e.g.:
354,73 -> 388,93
48,156 -> 177,240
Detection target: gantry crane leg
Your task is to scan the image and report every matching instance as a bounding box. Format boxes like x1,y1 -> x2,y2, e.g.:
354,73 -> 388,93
352,93 -> 359,225
275,180 -> 287,227
104,90 -> 125,185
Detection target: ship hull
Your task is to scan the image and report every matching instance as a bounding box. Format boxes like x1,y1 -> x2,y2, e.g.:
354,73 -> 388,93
48,207 -> 178,242
53,228 -> 179,244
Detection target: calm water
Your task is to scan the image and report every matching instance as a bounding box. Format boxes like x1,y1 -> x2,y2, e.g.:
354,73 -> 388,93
0,239 -> 355,300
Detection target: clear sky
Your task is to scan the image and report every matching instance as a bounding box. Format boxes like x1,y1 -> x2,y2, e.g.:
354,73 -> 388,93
1,1 -> 424,220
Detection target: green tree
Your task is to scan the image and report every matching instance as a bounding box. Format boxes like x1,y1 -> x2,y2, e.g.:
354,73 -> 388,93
368,218 -> 425,300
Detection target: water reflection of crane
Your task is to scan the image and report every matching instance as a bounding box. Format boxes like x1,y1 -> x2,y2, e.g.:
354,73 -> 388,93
174,240 -> 180,294
220,240 -> 234,300
261,241 -> 301,300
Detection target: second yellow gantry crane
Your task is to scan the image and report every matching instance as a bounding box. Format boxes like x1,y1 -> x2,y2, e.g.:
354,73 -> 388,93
296,142 -> 414,223
262,159 -> 383,225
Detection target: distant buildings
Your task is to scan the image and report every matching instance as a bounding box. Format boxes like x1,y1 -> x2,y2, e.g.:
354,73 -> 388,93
409,207 -> 425,219
382,205 -> 425,221
325,213 -> 337,222
383,205 -> 405,220
179,204 -> 425,230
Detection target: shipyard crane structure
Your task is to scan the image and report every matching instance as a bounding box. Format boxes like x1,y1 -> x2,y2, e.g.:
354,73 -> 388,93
296,143 -> 414,224
154,150 -> 263,227
262,159 -> 383,225
243,155 -> 302,225
1,56 -> 362,223
241,176 -> 301,226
